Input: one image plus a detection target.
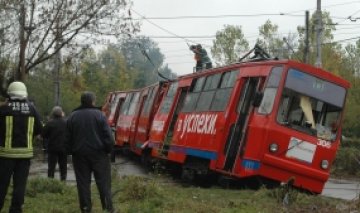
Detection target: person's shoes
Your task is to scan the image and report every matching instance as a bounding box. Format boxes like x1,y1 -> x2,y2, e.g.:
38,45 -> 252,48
81,206 -> 91,213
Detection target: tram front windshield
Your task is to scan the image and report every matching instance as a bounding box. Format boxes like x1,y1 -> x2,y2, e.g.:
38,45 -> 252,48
277,69 -> 346,141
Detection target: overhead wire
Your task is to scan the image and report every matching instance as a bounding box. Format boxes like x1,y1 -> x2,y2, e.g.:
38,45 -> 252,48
131,13 -> 304,20
132,6 -> 360,50
323,35 -> 360,45
131,9 -> 198,45
132,1 -> 360,73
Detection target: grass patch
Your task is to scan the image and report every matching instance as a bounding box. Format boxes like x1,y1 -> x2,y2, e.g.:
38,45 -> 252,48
26,177 -> 70,197
1,175 -> 359,213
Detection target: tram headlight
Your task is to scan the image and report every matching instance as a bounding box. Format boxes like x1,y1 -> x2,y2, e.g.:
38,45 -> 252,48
269,143 -> 278,153
321,160 -> 329,170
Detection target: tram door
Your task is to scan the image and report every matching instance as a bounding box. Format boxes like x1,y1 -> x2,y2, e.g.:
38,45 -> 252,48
222,77 -> 262,171
161,86 -> 188,156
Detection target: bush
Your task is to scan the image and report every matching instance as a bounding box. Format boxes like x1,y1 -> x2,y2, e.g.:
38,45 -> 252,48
119,176 -> 164,201
332,146 -> 360,176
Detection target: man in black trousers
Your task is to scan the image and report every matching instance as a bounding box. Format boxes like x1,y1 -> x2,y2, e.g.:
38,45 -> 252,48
42,106 -> 67,181
66,91 -> 115,213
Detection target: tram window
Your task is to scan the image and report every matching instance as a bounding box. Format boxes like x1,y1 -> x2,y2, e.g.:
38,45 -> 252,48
120,93 -> 133,115
220,70 -> 238,88
211,88 -> 232,111
267,67 -> 283,87
128,92 -> 140,115
277,88 -> 343,140
258,66 -> 283,114
160,82 -> 178,113
193,77 -> 206,92
196,91 -> 215,111
142,87 -> 155,116
203,74 -> 221,91
182,71 -> 238,113
258,88 -> 278,114
181,93 -> 199,112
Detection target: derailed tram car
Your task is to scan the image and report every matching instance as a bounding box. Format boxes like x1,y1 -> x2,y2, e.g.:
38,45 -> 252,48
112,83 -> 169,154
105,58 -> 350,194
102,91 -> 127,128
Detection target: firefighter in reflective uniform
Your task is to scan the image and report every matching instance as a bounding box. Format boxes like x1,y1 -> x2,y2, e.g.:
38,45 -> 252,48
0,81 -> 42,213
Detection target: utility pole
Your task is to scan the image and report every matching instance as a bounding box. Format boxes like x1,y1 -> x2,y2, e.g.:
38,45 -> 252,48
304,10 -> 310,64
315,0 -> 322,68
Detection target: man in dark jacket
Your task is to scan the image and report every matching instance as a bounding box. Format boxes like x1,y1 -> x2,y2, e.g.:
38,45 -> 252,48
190,44 -> 212,72
66,91 -> 115,213
42,106 -> 67,181
0,81 -> 42,213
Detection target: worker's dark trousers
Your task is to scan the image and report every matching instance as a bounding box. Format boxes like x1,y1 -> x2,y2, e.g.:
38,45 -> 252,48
47,151 -> 67,181
72,152 -> 113,213
195,61 -> 203,72
0,158 -> 30,213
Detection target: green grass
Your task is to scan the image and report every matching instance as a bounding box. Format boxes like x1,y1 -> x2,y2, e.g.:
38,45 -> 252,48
1,174 -> 359,213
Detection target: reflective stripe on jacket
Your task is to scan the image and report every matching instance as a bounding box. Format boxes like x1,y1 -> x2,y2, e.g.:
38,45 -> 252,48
0,99 -> 42,158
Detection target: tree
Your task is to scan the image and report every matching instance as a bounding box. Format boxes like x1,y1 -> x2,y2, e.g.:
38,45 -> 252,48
80,45 -> 132,100
0,0 -> 138,87
256,20 -> 289,59
296,11 -> 339,68
339,40 -> 360,137
211,25 -> 249,65
119,37 -> 174,87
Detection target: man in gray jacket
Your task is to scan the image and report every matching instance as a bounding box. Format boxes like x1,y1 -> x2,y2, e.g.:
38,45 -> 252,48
66,91 -> 115,213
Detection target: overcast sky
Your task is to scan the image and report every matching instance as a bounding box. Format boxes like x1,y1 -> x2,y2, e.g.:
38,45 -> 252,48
131,0 -> 360,75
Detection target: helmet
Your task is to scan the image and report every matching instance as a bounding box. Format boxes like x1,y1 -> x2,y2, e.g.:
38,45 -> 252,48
196,44 -> 202,49
7,81 -> 28,99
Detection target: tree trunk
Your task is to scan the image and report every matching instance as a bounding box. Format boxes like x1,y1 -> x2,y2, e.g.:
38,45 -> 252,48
17,3 -> 27,81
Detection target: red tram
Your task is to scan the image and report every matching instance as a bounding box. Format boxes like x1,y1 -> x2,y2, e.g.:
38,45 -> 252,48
104,58 -> 350,194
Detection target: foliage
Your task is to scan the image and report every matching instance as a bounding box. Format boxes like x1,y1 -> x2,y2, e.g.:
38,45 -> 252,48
332,138 -> 360,177
118,37 -> 175,87
80,46 -> 132,105
296,11 -> 337,65
24,37 -> 174,118
256,20 -> 287,59
211,25 -> 249,65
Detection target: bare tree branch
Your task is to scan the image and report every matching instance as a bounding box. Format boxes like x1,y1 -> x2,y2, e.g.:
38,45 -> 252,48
0,0 -> 138,81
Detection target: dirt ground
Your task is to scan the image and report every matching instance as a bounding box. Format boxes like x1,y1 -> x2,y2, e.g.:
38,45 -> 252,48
29,152 -> 148,182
